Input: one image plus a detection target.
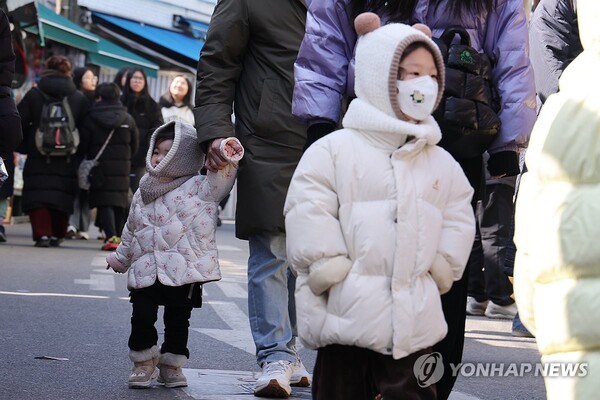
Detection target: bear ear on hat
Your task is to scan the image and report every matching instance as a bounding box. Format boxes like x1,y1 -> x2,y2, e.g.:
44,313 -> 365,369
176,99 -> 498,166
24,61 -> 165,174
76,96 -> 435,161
412,23 -> 433,38
354,12 -> 381,35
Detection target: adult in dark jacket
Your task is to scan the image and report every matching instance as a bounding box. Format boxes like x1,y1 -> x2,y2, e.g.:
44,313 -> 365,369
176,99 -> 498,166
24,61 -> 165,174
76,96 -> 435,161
120,67 -> 162,193
529,0 -> 582,107
80,82 -> 138,250
194,0 -> 310,397
0,9 -> 23,242
17,55 -> 89,247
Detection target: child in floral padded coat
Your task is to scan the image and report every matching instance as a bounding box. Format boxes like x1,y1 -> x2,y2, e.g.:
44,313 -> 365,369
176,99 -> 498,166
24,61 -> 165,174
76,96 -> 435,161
106,120 -> 243,389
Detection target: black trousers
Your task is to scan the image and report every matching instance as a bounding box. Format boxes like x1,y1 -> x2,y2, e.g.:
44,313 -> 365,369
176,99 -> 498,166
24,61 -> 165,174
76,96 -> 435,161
128,281 -> 194,357
312,345 -> 436,400
468,183 -> 515,306
96,206 -> 127,239
433,155 -> 483,400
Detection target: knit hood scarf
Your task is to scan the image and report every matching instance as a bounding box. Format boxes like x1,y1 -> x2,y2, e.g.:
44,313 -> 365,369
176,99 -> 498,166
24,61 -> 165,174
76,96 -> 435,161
139,120 -> 205,204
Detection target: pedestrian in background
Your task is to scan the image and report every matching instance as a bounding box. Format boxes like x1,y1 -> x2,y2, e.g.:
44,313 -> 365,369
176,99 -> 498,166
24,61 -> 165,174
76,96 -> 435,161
292,0 -> 536,397
0,9 -> 23,242
72,66 -> 97,106
121,67 -> 163,193
106,120 -> 243,389
79,82 -> 138,251
514,1 -> 600,398
113,67 -> 129,91
504,0 -> 583,337
66,66 -> 99,241
16,55 -> 89,247
285,16 -> 475,399
194,0 -> 311,397
159,75 -> 194,125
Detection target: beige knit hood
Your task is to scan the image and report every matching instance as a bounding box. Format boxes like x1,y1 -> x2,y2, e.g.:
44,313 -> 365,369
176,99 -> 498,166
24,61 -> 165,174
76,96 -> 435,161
139,120 -> 205,204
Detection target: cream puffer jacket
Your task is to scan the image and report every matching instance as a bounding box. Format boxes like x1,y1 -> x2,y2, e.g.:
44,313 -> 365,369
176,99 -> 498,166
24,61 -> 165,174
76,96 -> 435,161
284,98 -> 475,359
514,1 -> 600,398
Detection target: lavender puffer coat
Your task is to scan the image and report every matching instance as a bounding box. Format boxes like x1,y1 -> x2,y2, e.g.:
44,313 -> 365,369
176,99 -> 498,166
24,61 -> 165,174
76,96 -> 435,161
293,0 -> 537,154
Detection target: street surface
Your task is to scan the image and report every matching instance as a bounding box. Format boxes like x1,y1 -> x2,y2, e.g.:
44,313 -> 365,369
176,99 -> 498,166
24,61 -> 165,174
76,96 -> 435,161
0,220 -> 546,399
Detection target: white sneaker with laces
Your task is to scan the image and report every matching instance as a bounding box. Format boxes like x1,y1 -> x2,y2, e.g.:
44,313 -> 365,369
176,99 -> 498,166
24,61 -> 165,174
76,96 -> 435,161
290,360 -> 311,387
466,296 -> 488,316
254,360 -> 293,398
485,301 -> 517,319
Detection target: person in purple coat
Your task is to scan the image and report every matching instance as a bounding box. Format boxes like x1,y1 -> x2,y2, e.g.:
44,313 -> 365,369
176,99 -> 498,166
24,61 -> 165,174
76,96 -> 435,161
292,1 -> 536,398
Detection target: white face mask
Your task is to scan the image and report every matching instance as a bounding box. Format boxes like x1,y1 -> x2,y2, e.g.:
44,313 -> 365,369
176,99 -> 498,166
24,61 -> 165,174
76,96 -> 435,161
396,76 -> 438,122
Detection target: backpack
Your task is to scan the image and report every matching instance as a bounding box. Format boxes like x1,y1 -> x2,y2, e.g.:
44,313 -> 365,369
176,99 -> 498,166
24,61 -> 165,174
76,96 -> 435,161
432,26 -> 501,159
34,88 -> 80,158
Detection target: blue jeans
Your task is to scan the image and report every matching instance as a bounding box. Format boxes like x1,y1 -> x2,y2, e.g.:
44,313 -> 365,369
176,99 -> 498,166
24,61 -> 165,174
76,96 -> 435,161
69,189 -> 90,232
248,232 -> 298,365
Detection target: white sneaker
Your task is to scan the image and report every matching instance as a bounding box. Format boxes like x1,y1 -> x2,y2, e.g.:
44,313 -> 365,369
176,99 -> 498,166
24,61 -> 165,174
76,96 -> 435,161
290,360 -> 311,387
254,360 -> 292,398
485,301 -> 517,319
466,296 -> 488,316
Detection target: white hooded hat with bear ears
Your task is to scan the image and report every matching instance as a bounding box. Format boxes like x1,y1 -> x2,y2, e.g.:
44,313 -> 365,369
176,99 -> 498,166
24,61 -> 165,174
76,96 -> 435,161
353,12 -> 445,121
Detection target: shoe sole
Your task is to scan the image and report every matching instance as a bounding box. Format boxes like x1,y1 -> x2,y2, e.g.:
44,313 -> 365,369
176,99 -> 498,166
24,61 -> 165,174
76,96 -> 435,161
254,379 -> 291,398
157,377 -> 188,388
485,312 -> 516,320
290,376 -> 310,387
128,381 -> 153,389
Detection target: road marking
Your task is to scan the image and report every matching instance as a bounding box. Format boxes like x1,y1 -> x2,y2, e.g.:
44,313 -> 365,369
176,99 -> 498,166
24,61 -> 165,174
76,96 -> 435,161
0,290 -> 109,299
74,274 -> 116,291
216,282 -> 248,298
191,301 -> 255,355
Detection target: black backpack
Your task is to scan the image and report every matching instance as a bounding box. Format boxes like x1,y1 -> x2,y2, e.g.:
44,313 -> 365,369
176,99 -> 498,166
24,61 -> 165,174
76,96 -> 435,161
34,88 -> 80,158
432,26 -> 501,159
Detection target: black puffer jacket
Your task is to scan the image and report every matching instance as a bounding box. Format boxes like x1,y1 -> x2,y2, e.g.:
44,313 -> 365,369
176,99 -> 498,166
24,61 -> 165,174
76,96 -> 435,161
80,100 -> 138,209
126,95 -> 162,168
17,72 -> 89,213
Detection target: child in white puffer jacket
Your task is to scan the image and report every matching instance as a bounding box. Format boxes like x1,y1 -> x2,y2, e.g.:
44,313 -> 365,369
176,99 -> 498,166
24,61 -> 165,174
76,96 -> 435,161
106,120 -> 243,389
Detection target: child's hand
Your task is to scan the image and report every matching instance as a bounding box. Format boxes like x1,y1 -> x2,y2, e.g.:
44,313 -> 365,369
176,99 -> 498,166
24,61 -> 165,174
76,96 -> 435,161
106,253 -> 127,274
219,137 -> 244,162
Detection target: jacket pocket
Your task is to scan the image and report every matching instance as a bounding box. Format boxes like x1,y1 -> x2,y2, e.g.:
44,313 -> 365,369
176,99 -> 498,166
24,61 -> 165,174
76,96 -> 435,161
253,79 -> 304,147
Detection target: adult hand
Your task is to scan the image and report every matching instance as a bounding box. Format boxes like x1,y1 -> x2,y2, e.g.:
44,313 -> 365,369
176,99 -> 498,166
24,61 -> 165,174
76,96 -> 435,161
204,138 -> 229,172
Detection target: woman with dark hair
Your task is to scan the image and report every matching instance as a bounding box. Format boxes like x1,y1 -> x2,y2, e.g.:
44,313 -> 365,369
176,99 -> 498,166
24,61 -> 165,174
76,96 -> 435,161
16,55 -> 90,247
66,66 -> 98,240
73,66 -> 97,106
159,75 -> 194,125
113,67 -> 129,91
292,1 -> 537,398
120,67 -> 163,193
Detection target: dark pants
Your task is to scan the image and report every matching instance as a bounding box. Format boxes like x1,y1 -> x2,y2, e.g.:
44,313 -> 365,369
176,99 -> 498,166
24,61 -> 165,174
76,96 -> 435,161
312,345 -> 436,400
96,206 -> 127,239
28,207 -> 69,240
433,155 -> 483,400
128,281 -> 194,357
129,166 -> 146,194
468,183 -> 515,306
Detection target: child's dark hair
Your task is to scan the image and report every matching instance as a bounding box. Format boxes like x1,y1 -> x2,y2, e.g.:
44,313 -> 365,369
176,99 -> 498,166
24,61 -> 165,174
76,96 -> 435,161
95,82 -> 121,101
154,125 -> 175,148
398,42 -> 440,82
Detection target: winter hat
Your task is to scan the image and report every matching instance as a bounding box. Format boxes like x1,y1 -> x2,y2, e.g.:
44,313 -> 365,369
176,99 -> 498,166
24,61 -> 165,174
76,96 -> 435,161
353,12 -> 445,120
138,120 -> 205,204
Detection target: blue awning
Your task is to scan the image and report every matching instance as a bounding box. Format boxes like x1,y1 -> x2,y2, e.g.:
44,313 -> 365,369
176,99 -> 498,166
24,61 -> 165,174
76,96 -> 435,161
93,12 -> 204,67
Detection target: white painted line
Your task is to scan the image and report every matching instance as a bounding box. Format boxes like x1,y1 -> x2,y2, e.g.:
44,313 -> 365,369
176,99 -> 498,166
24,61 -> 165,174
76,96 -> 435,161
0,290 -> 109,299
74,274 -> 115,291
91,255 -> 108,267
216,281 -> 248,298
218,245 -> 243,252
